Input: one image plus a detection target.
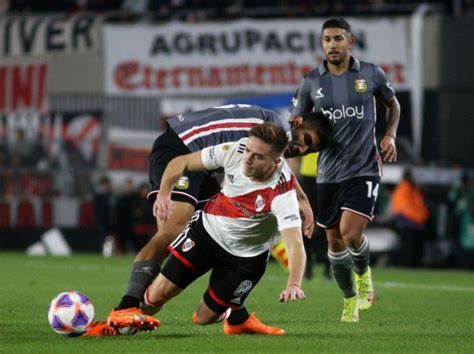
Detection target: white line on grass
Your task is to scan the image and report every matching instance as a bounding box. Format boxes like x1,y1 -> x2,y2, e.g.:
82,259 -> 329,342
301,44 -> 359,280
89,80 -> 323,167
20,261 -> 474,292
378,281 -> 474,292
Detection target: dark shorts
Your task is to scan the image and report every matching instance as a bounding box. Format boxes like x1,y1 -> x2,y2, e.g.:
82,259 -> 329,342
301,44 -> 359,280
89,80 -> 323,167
316,176 -> 381,229
161,211 -> 269,314
147,127 -> 221,207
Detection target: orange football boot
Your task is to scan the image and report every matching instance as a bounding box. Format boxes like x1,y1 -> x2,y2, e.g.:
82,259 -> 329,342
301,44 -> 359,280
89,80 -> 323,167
223,314 -> 285,335
84,321 -> 120,336
107,307 -> 160,331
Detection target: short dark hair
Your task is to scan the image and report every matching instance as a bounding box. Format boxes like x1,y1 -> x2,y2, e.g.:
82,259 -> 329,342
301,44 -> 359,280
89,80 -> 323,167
322,18 -> 352,35
249,123 -> 289,155
300,111 -> 333,151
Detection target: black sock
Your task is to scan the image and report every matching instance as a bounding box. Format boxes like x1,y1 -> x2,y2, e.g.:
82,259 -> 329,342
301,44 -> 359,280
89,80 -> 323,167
116,295 -> 140,310
227,307 -> 250,325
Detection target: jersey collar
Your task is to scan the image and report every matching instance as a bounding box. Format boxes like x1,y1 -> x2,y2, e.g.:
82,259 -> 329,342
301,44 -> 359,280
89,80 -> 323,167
318,56 -> 361,75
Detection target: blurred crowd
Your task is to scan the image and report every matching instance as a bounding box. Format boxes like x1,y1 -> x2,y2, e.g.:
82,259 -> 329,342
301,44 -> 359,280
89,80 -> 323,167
388,168 -> 474,269
0,127 -> 92,198
2,0 -> 473,18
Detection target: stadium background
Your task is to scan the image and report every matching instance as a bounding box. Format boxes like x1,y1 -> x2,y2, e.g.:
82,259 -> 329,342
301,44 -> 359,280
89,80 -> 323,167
0,1 -> 473,268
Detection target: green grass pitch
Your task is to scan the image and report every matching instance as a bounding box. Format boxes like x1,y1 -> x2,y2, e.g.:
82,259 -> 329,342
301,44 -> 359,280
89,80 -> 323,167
0,252 -> 473,353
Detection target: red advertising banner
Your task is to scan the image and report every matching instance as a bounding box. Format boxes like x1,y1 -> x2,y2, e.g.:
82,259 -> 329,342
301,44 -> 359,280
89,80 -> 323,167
0,62 -> 48,113
104,18 -> 410,96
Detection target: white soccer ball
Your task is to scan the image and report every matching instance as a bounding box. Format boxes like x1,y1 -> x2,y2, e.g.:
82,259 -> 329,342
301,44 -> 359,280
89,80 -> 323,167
48,291 -> 95,336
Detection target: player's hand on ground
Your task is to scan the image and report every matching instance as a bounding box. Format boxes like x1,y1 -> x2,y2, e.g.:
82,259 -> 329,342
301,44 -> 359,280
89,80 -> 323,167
153,196 -> 175,220
380,135 -> 397,162
279,285 -> 305,302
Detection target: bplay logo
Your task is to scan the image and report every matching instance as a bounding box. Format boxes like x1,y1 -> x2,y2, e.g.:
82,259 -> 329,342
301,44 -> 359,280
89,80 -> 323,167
321,105 -> 364,122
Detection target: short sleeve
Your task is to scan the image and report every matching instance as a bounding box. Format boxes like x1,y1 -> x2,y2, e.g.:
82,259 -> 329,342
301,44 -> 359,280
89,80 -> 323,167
288,77 -> 314,117
374,65 -> 395,102
271,190 -> 302,231
201,139 -> 244,170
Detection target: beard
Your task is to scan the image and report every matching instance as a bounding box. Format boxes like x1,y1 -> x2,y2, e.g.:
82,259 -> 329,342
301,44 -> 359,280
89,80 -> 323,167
327,57 -> 343,65
326,51 -> 346,66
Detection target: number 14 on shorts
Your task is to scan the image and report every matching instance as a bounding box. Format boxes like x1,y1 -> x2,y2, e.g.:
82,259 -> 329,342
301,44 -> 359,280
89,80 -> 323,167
366,181 -> 379,199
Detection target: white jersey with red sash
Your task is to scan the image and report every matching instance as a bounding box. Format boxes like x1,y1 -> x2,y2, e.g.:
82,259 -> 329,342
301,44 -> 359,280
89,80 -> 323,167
200,138 -> 302,257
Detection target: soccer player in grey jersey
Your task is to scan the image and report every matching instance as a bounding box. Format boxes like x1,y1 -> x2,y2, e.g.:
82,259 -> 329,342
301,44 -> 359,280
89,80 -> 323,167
289,18 -> 400,322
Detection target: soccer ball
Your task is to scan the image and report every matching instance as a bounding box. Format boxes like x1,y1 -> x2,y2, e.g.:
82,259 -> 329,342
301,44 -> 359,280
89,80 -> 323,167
48,291 -> 95,336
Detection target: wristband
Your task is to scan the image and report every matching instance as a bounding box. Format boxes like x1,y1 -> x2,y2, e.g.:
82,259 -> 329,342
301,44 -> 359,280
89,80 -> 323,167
287,284 -> 300,288
385,133 -> 396,139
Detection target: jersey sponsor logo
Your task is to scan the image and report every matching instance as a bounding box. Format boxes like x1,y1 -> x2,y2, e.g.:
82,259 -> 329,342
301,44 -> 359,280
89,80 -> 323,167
354,79 -> 368,93
231,199 -> 258,219
175,176 -> 190,190
208,146 -> 216,160
227,174 -> 235,183
291,97 -> 298,107
321,105 -> 364,123
283,214 -> 300,222
177,114 -> 185,121
233,280 -> 253,297
315,87 -> 324,99
181,238 -> 195,252
255,195 -> 266,212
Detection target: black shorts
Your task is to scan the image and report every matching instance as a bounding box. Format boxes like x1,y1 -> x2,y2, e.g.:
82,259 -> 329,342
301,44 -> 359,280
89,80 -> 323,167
161,211 -> 269,314
147,127 -> 221,207
316,176 -> 381,228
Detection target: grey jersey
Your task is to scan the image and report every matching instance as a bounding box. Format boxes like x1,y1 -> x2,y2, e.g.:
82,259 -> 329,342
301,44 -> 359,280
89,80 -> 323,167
167,104 -> 291,152
289,57 -> 395,183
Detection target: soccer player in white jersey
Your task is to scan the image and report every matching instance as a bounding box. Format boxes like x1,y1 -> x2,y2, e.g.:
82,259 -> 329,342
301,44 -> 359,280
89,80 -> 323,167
85,105 -> 333,336
140,123 -> 306,335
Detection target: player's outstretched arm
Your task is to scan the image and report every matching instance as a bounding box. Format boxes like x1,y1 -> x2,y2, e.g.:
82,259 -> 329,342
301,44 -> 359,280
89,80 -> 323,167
279,227 -> 306,302
154,151 -> 205,220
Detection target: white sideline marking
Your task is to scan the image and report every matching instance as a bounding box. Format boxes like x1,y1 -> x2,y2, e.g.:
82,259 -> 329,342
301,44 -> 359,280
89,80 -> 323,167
378,281 -> 474,293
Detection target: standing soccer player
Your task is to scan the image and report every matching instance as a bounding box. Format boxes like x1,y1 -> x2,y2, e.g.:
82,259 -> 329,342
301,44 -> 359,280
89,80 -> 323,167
289,18 -> 400,322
